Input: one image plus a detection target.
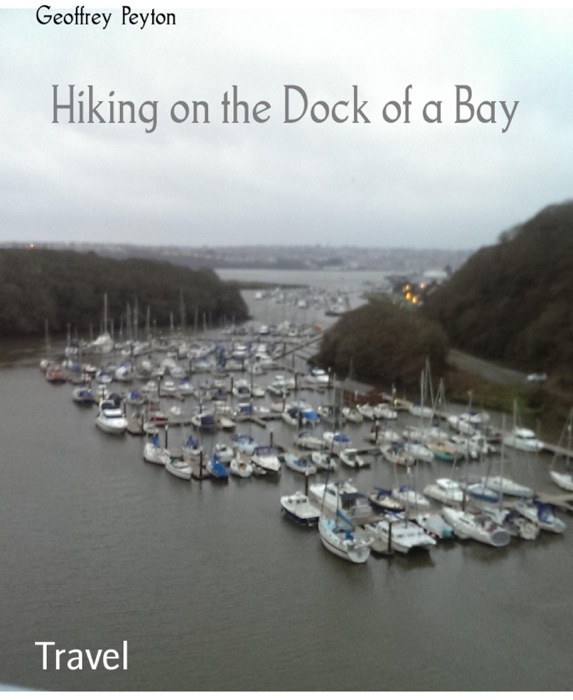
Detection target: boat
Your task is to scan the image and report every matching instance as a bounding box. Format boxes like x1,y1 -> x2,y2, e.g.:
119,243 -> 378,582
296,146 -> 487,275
403,441 -> 435,464
46,364 -> 67,384
380,442 -> 416,468
182,434 -> 203,462
423,478 -> 466,507
165,458 -> 193,481
357,403 -> 375,421
425,439 -> 461,462
414,512 -> 455,540
503,427 -> 544,453
251,445 -> 281,474
283,452 -> 317,475
95,399 -> 128,435
293,431 -> 324,451
548,408 -> 573,491
143,435 -> 171,466
231,433 -> 259,455
373,403 -> 398,420
513,499 -> 566,534
229,455 -> 254,478
322,431 -> 352,454
310,450 -> 338,472
280,492 -> 321,526
367,487 -> 405,513
341,406 -> 363,424
309,480 -> 372,521
482,475 -> 534,499
339,448 -> 371,469
477,504 -> 539,541
213,443 -> 234,464
503,401 -> 544,452
442,506 -> 511,547
207,454 -> 230,480
465,480 -> 502,504
391,485 -> 432,513
190,411 -> 217,433
71,386 -> 95,405
318,511 -> 372,563
365,513 -> 436,554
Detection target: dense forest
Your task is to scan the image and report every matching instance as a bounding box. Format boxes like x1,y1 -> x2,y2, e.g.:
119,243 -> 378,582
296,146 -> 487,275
0,248 -> 248,338
423,201 -> 573,388
314,297 -> 449,391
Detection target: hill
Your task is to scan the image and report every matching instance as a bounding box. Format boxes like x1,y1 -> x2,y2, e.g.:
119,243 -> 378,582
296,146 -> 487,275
314,297 -> 449,391
423,201 -> 573,389
0,248 -> 248,338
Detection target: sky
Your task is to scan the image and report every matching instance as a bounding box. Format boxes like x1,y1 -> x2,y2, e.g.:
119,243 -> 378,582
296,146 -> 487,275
2,3 -> 573,250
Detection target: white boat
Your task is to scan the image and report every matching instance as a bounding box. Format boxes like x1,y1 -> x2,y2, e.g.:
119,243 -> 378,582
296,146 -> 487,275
339,448 -> 371,469
548,409 -> 573,492
229,456 -> 253,478
549,470 -> 573,492
442,507 -> 511,547
252,445 -> 281,474
190,411 -> 218,433
423,478 -> 466,507
368,427 -> 401,445
414,512 -> 455,540
309,480 -> 372,520
425,439 -> 461,463
318,513 -> 372,564
280,492 -> 321,526
72,386 -> 95,405
283,452 -> 317,475
213,443 -> 234,464
143,436 -> 170,466
513,499 -> 566,534
403,441 -> 435,464
503,427 -> 544,453
365,513 -> 436,554
380,443 -> 415,468
341,406 -> 363,424
391,485 -> 432,513
310,451 -> 338,472
165,458 -> 193,481
478,504 -> 539,541
232,433 -> 259,455
373,403 -> 398,420
357,404 -> 375,421
322,431 -> 352,454
293,431 -> 324,451
95,399 -> 128,435
483,475 -> 534,499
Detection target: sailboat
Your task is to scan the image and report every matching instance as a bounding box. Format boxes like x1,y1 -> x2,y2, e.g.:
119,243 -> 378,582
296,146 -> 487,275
318,504 -> 372,563
549,408 -> 573,492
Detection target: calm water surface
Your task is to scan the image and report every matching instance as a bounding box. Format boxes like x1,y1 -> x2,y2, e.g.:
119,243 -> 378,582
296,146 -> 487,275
0,274 -> 572,691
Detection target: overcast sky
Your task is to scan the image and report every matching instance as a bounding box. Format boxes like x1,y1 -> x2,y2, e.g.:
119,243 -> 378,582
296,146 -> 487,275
2,5 -> 572,250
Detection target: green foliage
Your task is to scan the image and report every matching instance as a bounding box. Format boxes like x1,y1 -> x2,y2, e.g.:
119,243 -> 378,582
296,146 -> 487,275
315,298 -> 449,390
424,201 -> 573,386
0,248 -> 248,338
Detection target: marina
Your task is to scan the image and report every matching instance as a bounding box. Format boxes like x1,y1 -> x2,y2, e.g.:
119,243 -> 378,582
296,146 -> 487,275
2,274 -> 573,691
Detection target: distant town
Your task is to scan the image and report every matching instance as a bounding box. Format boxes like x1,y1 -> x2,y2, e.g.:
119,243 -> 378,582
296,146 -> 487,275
3,242 -> 471,279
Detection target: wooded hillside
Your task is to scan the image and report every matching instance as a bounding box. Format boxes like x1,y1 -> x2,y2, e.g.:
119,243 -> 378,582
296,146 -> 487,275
0,248 -> 248,337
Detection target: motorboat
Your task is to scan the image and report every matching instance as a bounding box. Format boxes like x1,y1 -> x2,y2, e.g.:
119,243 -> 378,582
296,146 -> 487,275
95,399 -> 128,435
365,513 -> 436,554
503,427 -> 544,453
414,512 -> 455,540
252,445 -> 281,474
549,470 -> 573,492
442,507 -> 511,547
339,448 -> 371,469
213,443 -> 234,464
71,386 -> 95,405
318,513 -> 372,563
280,492 -> 321,526
403,442 -> 435,464
341,406 -> 363,424
309,480 -> 372,520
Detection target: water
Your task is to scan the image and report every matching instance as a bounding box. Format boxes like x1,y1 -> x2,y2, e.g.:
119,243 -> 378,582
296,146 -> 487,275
0,276 -> 572,691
